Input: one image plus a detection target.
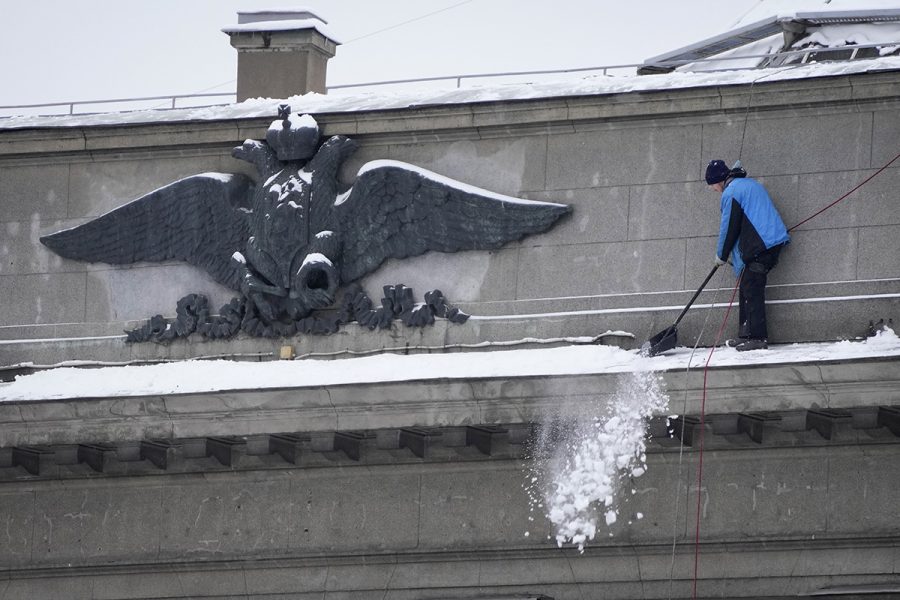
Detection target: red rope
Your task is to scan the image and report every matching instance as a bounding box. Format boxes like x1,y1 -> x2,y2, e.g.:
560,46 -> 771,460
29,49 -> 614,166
691,275 -> 740,600
689,151 -> 899,598
789,152 -> 900,232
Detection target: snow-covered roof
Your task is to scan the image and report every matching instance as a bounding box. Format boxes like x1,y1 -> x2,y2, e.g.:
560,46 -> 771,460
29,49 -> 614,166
1,55 -> 898,131
731,0 -> 900,28
1,328 -> 897,402
221,6 -> 338,41
641,0 -> 900,73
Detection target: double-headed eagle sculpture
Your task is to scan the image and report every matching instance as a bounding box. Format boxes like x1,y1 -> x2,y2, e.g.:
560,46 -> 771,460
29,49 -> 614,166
41,107 -> 570,339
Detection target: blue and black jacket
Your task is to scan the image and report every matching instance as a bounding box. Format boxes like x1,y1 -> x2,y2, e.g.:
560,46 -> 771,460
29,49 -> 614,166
717,177 -> 790,276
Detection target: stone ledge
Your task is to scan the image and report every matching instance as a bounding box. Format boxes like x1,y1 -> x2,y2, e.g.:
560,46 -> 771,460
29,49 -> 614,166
1,357 -> 897,447
1,407 -> 898,482
0,537 -> 897,600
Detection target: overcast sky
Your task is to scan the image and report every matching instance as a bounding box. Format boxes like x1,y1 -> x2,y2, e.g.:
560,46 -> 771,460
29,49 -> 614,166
0,0 -> 775,110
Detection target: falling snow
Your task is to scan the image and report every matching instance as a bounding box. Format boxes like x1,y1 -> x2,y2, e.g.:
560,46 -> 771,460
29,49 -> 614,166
524,369 -> 669,551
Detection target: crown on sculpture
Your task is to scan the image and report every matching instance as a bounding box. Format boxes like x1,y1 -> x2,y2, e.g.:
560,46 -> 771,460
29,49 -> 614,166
265,104 -> 320,162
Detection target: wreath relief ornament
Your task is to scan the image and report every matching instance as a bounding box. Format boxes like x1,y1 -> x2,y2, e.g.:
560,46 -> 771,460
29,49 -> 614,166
41,107 -> 571,341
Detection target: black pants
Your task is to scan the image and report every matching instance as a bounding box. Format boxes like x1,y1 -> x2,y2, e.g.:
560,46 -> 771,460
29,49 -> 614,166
738,245 -> 783,340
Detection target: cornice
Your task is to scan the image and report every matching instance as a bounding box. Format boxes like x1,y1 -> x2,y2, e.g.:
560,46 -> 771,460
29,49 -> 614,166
1,71 -> 898,160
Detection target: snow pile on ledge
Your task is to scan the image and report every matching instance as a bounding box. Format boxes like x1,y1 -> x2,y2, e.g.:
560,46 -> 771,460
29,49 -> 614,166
0,327 -> 898,402
2,56 -> 899,131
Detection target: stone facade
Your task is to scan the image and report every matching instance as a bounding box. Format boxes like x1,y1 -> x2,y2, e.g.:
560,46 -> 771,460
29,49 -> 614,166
1,360 -> 899,599
1,69 -> 899,600
1,71 -> 898,367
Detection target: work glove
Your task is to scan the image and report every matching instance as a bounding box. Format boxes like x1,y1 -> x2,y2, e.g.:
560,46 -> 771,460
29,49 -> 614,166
714,254 -> 726,267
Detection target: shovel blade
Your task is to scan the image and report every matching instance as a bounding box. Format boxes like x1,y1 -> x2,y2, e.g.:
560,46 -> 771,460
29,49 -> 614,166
641,325 -> 677,357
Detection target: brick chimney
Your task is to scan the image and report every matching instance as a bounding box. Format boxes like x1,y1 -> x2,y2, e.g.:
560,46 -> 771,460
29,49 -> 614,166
223,8 -> 340,101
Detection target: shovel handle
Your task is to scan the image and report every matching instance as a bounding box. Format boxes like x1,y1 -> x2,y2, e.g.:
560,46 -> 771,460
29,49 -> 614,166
672,264 -> 720,327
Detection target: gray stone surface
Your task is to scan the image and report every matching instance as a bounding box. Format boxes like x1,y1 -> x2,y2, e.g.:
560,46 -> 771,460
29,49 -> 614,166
418,465 -> 536,548
0,336 -> 130,369
798,167 -> 900,230
0,576 -> 95,600
701,111 -> 872,176
0,271 -> 87,325
567,87 -> 721,122
627,180 -> 715,240
473,99 -> 571,131
0,434 -> 897,597
1,218 -> 90,276
84,264 -> 236,323
0,320 -> 129,341
516,238 -> 687,297
683,234 -> 727,289
32,483 -> 163,563
826,446 -> 900,535
0,163 -> 69,223
0,128 -> 87,156
358,247 -> 520,305
336,138 -> 390,186
386,135 -> 548,197
699,449 -> 829,538
81,122 -> 241,153
717,76 -> 857,114
157,476 -> 292,559
385,558 -> 485,590
85,572 -> 187,600
0,490 -> 33,567
857,224 -> 900,280
522,186 -> 629,246
871,109 -> 900,166
775,228 -> 859,284
289,469 -> 420,552
66,152 -> 230,218
546,122 -> 701,190
353,106 -> 477,137
243,566 -> 328,597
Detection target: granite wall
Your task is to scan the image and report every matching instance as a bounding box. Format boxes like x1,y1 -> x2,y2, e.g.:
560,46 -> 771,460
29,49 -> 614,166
1,71 -> 898,366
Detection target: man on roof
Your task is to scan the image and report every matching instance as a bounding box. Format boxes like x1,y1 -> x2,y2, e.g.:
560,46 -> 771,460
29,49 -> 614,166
707,159 -> 790,352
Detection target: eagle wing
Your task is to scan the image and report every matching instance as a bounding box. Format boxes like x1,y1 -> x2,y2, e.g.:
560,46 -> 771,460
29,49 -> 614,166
40,173 -> 255,291
334,160 -> 570,283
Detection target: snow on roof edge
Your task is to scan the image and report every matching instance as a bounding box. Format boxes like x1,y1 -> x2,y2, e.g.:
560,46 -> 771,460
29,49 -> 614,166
1,328 -> 898,402
1,56 -> 899,132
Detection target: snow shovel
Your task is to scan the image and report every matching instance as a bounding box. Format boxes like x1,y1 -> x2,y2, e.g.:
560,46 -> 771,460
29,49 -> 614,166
641,264 -> 720,357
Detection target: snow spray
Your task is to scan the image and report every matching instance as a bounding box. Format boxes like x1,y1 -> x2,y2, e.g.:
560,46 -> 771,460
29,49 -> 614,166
524,369 -> 668,551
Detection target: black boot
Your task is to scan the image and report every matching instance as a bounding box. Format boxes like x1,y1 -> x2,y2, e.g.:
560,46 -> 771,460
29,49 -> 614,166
735,338 -> 768,352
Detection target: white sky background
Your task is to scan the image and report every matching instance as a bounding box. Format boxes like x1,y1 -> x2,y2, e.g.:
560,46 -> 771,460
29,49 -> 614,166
0,0 -> 766,107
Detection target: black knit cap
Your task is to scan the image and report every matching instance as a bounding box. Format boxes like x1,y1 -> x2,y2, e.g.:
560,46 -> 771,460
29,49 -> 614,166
705,159 -> 730,185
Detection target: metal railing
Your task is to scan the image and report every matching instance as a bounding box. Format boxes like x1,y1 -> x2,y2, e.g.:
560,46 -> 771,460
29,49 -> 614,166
326,62 -> 643,91
1,42 -> 896,119
0,92 -> 237,118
